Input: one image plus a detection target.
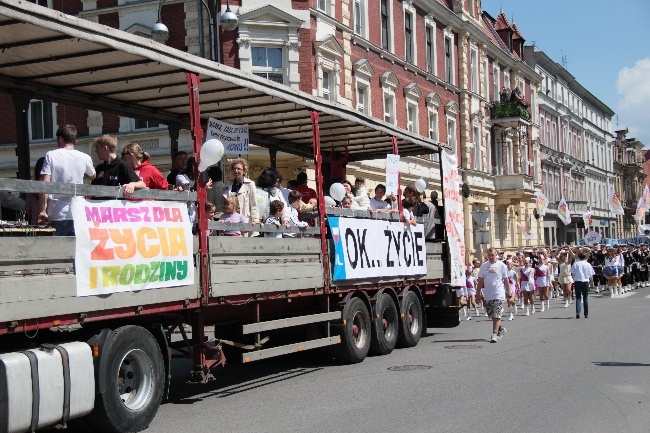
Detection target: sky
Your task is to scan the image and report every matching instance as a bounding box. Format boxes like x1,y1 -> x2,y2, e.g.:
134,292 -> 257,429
483,0 -> 650,147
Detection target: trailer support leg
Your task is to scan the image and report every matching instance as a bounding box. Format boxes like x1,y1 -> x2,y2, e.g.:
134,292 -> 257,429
187,312 -> 225,384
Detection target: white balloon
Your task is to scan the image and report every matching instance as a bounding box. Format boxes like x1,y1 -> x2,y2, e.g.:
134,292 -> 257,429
330,183 -> 346,201
324,196 -> 336,207
415,178 -> 427,193
198,139 -> 225,172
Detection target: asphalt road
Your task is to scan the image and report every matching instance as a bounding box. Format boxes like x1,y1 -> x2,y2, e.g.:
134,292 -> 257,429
147,288 -> 650,433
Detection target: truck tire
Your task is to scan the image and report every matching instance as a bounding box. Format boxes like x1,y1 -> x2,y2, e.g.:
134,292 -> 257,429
397,291 -> 423,348
90,325 -> 165,433
369,293 -> 398,355
332,297 -> 371,363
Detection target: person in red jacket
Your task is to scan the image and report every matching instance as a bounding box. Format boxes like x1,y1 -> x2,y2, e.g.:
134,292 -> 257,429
295,171 -> 317,204
121,142 -> 169,190
329,147 -> 349,186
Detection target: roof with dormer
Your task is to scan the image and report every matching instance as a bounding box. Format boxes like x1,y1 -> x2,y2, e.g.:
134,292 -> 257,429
481,12 -> 521,62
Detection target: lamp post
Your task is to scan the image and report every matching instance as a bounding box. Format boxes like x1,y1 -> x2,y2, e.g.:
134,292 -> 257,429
151,0 -> 238,61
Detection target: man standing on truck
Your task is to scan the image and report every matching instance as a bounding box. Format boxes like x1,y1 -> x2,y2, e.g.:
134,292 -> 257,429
92,135 -> 146,194
476,247 -> 512,343
38,124 -> 96,236
166,150 -> 189,186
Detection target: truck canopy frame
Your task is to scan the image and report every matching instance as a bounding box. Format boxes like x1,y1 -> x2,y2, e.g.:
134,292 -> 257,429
0,0 -> 439,172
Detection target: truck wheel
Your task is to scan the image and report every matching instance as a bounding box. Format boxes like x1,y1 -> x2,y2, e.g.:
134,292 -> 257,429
397,291 -> 423,348
369,293 -> 398,355
332,297 -> 371,363
90,326 -> 164,433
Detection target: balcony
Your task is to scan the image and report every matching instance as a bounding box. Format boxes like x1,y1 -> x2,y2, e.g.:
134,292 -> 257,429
566,200 -> 588,213
494,174 -> 535,193
490,102 -> 531,122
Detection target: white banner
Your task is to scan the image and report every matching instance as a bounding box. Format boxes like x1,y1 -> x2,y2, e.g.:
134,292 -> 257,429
329,216 -> 427,281
207,117 -> 249,154
583,231 -> 602,246
441,150 -> 466,286
385,154 -> 400,195
71,198 -> 194,297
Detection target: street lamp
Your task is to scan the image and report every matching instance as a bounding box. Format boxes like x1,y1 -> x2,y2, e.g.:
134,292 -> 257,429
151,0 -> 169,43
220,0 -> 238,31
151,0 -> 240,61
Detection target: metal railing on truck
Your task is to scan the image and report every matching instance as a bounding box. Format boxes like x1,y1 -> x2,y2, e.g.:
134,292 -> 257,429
0,178 -> 199,330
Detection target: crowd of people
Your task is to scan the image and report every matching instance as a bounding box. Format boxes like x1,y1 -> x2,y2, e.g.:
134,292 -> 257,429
3,124 -> 447,240
460,243 -> 650,342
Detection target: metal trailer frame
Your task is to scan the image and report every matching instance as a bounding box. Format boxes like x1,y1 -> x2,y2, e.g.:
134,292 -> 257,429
0,0 -> 456,424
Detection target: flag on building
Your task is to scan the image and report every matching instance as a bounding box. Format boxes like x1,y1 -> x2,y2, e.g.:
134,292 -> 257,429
517,222 -> 535,240
535,191 -> 549,216
557,198 -> 571,225
582,208 -> 593,227
635,198 -> 646,221
643,184 -> 650,209
608,188 -> 624,215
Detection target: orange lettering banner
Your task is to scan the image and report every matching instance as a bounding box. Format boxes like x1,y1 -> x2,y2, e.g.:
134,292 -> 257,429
71,198 -> 194,297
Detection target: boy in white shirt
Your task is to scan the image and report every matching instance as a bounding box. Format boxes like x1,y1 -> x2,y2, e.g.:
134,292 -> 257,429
352,177 -> 370,209
369,184 -> 393,213
402,198 -> 417,226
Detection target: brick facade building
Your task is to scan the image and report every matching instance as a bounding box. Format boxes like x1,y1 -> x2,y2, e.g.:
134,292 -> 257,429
6,0 -> 642,259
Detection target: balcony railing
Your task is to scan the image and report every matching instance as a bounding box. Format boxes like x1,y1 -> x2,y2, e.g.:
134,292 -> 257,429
490,101 -> 531,121
494,174 -> 535,192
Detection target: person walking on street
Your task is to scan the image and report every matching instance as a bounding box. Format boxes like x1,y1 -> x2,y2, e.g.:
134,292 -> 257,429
476,248 -> 512,343
571,249 -> 595,319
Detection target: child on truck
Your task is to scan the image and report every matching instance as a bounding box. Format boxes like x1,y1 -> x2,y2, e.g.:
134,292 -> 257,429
219,195 -> 245,237
284,191 -> 309,238
265,200 -> 289,238
402,198 -> 417,226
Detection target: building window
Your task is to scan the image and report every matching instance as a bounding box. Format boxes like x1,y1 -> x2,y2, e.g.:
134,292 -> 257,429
384,93 -> 395,124
29,100 -> 55,141
251,46 -> 284,84
483,57 -> 489,98
425,24 -> 435,74
380,0 -> 391,51
447,117 -> 456,152
321,70 -> 333,101
503,70 -> 510,90
485,132 -> 492,174
407,103 -> 418,133
444,34 -> 454,84
428,111 -> 438,141
27,0 -> 51,6
492,64 -> 499,101
470,46 -> 479,93
134,119 -> 158,130
317,0 -> 330,14
353,0 -> 365,36
356,84 -> 369,114
404,11 -> 413,63
473,126 -> 481,171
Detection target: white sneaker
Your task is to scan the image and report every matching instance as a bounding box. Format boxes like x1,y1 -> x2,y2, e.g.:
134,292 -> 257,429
490,334 -> 498,343
525,309 -> 530,316
532,307 -> 536,314
541,304 -> 545,312
564,300 -> 569,308
508,312 -> 514,321
466,315 -> 472,320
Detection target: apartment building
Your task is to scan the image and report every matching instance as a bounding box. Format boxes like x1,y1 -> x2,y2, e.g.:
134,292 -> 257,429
523,46 -> 615,244
3,0 -> 582,260
612,129 -> 645,238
